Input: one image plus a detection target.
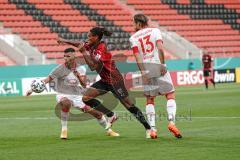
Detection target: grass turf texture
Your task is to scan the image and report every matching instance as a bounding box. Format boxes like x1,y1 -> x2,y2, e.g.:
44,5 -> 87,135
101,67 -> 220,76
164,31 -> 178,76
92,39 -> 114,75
0,83 -> 239,160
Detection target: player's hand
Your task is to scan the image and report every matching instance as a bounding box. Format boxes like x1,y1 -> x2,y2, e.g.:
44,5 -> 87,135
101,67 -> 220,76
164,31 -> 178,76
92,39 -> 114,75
73,70 -> 81,77
142,74 -> 150,85
78,42 -> 86,52
57,37 -> 65,45
25,89 -> 33,96
160,64 -> 167,76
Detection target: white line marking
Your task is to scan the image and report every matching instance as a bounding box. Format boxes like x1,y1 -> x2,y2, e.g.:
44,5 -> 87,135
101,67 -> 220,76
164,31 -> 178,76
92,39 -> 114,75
0,116 -> 240,120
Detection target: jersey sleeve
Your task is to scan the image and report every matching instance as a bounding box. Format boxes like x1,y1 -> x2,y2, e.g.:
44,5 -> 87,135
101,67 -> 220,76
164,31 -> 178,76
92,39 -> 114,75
129,37 -> 138,48
49,65 -> 64,79
93,43 -> 111,62
129,37 -> 139,55
76,66 -> 86,75
154,28 -> 163,42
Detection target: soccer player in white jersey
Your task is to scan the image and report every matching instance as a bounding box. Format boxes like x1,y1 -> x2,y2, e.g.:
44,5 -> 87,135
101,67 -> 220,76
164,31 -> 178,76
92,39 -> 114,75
26,48 -> 119,139
130,14 -> 182,138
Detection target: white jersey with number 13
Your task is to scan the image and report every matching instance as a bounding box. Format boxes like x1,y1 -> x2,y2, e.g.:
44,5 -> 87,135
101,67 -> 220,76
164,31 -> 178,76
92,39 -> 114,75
129,28 -> 163,64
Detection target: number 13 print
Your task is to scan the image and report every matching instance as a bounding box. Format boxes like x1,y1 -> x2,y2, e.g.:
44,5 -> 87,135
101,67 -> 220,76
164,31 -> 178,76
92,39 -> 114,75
138,34 -> 154,55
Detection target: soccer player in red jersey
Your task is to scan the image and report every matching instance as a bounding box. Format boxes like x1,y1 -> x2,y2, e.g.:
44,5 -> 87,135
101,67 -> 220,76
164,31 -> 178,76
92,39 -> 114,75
202,53 -> 215,89
58,27 -> 156,138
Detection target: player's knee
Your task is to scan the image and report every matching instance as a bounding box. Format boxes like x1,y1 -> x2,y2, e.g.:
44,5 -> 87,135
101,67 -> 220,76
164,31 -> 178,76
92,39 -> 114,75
94,112 -> 103,119
82,95 -> 91,103
121,97 -> 133,108
146,96 -> 155,104
80,105 -> 91,113
60,98 -> 72,107
61,106 -> 70,112
166,92 -> 175,100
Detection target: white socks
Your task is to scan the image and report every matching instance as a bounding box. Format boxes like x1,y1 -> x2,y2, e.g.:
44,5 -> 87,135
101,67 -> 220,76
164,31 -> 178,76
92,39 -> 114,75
146,104 -> 156,129
61,110 -> 69,131
97,115 -> 108,130
167,99 -> 176,124
61,110 -> 109,132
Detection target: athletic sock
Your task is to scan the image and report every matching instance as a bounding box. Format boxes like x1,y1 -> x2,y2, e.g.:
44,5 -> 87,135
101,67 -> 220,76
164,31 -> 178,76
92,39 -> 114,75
127,105 -> 151,130
204,79 -> 208,89
61,108 -> 69,131
167,99 -> 177,124
210,79 -> 216,88
146,103 -> 156,129
83,99 -> 114,117
97,115 -> 108,130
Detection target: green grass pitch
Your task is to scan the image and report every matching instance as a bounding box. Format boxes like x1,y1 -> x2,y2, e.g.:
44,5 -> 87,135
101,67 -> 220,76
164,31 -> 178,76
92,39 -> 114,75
0,83 -> 240,160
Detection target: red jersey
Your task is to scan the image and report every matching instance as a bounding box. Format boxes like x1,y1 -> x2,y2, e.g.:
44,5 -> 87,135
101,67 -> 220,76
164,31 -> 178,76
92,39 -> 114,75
202,54 -> 212,70
85,42 -> 123,84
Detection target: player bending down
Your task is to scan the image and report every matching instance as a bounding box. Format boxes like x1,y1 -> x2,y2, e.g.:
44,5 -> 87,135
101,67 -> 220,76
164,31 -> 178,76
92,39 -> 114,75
58,27 -> 156,139
26,48 -> 119,139
130,14 -> 182,138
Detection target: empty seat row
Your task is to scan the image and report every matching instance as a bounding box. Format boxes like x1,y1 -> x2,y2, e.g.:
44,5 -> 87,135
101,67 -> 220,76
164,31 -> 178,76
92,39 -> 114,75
159,19 -> 223,26
0,15 -> 33,21
89,4 -> 122,10
178,30 -> 239,36
205,0 -> 240,5
196,41 -> 240,47
3,21 -> 42,27
187,35 -> 240,42
21,33 -> 58,40
169,24 -> 231,31
12,27 -> 50,33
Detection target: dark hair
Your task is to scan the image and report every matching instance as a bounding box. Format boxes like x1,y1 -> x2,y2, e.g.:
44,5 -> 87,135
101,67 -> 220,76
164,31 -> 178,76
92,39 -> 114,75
134,14 -> 148,27
64,48 -> 75,53
90,27 -> 112,40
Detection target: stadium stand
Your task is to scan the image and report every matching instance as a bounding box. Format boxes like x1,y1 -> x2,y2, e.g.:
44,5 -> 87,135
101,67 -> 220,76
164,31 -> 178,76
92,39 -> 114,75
0,0 -> 239,65
127,0 -> 240,55
1,0 -> 138,63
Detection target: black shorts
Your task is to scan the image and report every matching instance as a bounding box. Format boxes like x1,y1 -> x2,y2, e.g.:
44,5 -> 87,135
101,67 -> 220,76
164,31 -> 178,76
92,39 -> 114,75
204,70 -> 210,77
91,80 -> 129,100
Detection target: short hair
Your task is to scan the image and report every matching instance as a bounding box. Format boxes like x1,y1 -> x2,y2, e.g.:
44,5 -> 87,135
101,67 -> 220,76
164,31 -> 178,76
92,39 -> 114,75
134,14 -> 148,26
64,48 -> 75,53
90,27 -> 112,40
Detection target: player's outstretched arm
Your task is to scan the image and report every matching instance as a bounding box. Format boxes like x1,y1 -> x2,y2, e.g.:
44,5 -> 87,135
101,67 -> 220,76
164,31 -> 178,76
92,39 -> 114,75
78,43 -> 99,71
57,37 -> 83,48
25,89 -> 33,96
25,77 -> 51,96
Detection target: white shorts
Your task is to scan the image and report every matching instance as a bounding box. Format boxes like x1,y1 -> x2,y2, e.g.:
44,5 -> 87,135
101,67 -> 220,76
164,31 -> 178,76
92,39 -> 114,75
56,94 -> 86,109
144,72 -> 175,96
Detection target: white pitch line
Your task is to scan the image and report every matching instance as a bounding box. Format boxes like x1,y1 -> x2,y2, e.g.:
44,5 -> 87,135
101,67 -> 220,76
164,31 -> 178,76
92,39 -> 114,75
0,117 -> 56,120
0,116 -> 240,120
190,117 -> 240,119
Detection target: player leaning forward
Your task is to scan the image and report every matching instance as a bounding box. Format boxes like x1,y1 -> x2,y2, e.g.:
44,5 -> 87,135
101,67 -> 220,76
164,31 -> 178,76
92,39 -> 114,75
59,26 -> 157,139
26,48 -> 119,139
130,14 -> 182,138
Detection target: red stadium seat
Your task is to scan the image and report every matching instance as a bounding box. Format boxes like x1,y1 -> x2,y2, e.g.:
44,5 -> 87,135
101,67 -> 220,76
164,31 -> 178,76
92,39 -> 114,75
127,0 -> 240,56
82,0 -> 114,5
